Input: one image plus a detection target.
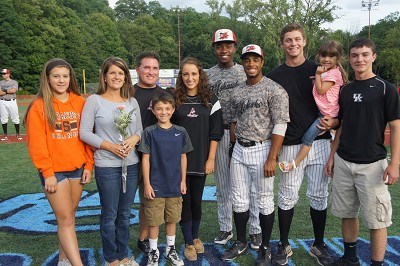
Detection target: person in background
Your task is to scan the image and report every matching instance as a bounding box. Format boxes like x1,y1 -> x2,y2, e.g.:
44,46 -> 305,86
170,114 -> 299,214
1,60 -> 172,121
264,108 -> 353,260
24,58 -> 94,266
80,57 -> 142,266
0,68 -> 22,141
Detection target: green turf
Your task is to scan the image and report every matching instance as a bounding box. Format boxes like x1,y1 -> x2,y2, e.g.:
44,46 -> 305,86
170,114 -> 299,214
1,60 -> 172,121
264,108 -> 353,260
0,103 -> 398,265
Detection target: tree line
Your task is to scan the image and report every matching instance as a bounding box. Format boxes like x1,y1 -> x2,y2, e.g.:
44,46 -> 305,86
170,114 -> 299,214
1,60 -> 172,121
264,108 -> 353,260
0,0 -> 399,93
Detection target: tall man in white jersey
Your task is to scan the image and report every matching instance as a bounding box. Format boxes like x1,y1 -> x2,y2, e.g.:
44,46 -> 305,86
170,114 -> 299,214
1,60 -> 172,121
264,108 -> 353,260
0,68 -> 21,141
207,29 -> 261,249
267,23 -> 337,266
133,51 -> 164,254
326,38 -> 400,266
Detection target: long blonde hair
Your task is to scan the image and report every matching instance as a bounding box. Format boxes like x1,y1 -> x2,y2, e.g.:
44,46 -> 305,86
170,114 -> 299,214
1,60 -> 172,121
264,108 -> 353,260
23,58 -> 80,128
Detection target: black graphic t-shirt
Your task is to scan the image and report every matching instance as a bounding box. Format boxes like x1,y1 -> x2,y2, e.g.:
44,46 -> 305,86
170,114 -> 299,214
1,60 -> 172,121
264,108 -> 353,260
172,94 -> 224,176
338,77 -> 400,163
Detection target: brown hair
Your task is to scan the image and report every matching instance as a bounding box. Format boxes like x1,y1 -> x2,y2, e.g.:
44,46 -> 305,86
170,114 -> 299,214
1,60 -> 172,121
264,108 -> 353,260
152,91 -> 175,109
174,57 -> 212,108
316,41 -> 349,83
97,57 -> 134,99
23,58 -> 80,128
135,51 -> 160,67
280,23 -> 306,44
349,37 -> 376,54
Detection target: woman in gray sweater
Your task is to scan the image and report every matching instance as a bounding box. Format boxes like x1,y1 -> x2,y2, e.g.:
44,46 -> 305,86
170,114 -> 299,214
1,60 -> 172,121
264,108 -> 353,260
80,57 -> 142,266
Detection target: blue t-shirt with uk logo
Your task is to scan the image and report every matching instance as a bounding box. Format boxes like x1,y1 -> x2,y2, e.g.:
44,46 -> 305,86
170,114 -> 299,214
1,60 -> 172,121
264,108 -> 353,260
138,124 -> 193,197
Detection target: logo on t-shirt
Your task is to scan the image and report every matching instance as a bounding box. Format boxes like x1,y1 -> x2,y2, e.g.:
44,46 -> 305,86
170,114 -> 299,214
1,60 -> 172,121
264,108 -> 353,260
353,93 -> 363,102
187,107 -> 198,118
147,101 -> 152,110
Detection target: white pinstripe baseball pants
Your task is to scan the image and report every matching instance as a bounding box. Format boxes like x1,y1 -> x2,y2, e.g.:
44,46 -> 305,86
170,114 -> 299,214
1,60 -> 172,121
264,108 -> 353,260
230,140 -> 275,216
278,139 -> 331,211
215,130 -> 261,233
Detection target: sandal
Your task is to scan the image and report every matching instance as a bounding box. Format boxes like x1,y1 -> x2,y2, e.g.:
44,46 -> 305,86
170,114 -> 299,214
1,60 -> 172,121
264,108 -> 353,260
278,159 -> 297,172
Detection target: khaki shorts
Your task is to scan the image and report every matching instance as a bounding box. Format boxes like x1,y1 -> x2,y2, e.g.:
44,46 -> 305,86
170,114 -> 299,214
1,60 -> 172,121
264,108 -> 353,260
144,196 -> 183,226
331,154 -> 392,229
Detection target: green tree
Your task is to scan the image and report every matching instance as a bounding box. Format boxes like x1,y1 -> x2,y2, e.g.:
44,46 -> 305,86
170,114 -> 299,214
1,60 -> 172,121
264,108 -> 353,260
228,0 -> 339,66
115,0 -> 148,21
85,12 -> 127,82
0,0 -> 29,91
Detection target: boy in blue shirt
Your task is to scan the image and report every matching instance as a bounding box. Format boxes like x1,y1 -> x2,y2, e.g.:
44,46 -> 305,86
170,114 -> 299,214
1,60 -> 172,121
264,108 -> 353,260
138,92 -> 193,266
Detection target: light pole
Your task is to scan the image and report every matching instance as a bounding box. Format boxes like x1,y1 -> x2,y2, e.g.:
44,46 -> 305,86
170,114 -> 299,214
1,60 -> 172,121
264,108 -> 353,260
361,0 -> 380,39
172,6 -> 181,68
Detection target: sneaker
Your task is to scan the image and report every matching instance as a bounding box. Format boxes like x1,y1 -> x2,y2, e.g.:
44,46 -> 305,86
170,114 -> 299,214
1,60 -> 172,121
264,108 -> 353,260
272,242 -> 293,265
309,244 -> 334,265
184,244 -> 197,261
0,136 -> 8,141
165,246 -> 184,266
334,256 -> 360,266
17,135 -> 23,140
193,238 -> 204,254
221,240 -> 249,261
138,238 -> 150,254
250,233 -> 262,250
119,256 -> 139,266
57,259 -> 72,266
214,231 -> 233,245
147,249 -> 159,266
256,245 -> 272,266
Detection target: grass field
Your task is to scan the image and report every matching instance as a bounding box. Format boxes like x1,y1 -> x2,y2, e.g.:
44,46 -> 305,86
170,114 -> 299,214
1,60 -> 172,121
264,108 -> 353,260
0,100 -> 399,265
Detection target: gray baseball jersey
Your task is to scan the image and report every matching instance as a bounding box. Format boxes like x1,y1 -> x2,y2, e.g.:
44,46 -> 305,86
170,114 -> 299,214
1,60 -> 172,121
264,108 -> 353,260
207,63 -> 246,125
231,76 -> 290,141
207,63 -> 261,236
0,79 -> 18,100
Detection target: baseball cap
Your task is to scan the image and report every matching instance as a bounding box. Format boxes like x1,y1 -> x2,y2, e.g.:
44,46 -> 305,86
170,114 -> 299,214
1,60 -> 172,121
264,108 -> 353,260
1,69 -> 10,74
212,29 -> 237,44
241,44 -> 264,59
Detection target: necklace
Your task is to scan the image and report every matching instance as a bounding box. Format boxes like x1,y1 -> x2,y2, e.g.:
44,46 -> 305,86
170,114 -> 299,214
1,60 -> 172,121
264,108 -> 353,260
187,96 -> 199,104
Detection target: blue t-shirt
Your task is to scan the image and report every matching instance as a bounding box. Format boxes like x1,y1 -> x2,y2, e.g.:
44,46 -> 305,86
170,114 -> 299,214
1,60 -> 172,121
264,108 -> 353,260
138,124 -> 193,197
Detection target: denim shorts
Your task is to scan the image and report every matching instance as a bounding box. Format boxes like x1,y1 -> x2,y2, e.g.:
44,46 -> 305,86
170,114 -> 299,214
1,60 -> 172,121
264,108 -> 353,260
38,166 -> 84,187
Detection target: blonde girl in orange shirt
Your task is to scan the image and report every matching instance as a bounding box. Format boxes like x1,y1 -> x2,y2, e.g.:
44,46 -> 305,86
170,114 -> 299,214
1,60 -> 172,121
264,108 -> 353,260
24,58 -> 94,266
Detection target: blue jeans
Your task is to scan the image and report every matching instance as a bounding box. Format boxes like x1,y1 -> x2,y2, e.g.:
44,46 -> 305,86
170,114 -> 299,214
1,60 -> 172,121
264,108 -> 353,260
302,116 -> 324,146
95,163 -> 139,263
38,166 -> 83,187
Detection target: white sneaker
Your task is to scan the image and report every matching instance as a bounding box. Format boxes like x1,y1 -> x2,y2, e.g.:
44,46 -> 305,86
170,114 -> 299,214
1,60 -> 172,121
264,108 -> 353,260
147,249 -> 159,266
57,259 -> 72,266
165,246 -> 184,266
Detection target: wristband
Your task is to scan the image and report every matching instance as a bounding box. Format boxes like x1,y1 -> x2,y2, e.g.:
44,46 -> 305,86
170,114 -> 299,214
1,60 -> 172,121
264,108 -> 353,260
228,141 -> 235,158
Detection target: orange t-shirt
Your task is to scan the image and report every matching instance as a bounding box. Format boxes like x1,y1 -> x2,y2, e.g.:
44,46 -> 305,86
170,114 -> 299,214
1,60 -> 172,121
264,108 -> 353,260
26,93 -> 94,178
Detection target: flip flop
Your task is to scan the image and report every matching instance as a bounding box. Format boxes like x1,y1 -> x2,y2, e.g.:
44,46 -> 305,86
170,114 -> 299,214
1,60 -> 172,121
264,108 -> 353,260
278,159 -> 297,172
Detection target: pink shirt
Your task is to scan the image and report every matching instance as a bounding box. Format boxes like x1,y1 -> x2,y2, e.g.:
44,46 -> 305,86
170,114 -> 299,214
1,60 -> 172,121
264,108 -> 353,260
312,67 -> 343,117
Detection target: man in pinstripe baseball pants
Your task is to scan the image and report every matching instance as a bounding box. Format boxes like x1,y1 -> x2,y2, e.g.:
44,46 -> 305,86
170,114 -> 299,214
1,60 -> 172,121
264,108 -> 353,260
267,23 -> 338,266
208,29 -> 262,249
222,44 -> 290,265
